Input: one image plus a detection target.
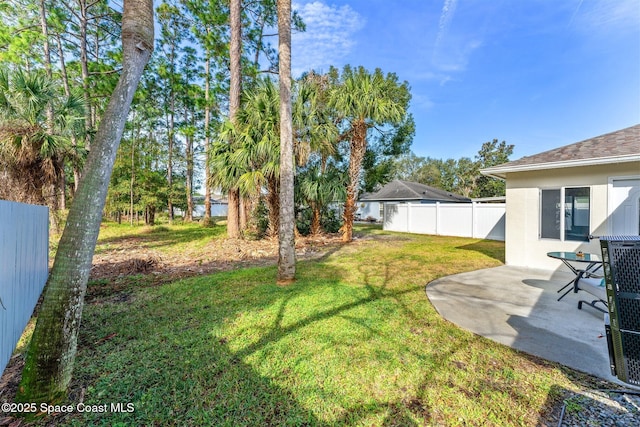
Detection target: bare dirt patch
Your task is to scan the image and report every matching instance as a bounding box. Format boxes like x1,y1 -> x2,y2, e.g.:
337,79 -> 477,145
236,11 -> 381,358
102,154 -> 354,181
86,233 -> 350,302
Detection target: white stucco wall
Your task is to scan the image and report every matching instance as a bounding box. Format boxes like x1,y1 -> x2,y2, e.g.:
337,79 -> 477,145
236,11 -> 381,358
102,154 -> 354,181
504,161 -> 640,270
356,201 -> 381,221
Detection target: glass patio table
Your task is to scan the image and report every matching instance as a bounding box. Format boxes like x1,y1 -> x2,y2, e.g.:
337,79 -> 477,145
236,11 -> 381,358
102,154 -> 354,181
546,251 -> 603,301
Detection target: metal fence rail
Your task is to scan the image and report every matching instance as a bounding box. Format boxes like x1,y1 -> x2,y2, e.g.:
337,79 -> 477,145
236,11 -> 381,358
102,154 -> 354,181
0,200 -> 48,374
383,202 -> 505,241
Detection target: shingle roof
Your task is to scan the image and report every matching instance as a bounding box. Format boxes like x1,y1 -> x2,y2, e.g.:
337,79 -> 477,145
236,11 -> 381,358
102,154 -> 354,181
481,124 -> 640,178
360,180 -> 471,203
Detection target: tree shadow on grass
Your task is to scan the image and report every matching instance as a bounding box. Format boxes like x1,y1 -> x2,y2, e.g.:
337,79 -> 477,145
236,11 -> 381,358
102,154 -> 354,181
456,240 -> 505,263
20,241 -> 553,426
50,265 -> 337,426
63,251 -> 436,426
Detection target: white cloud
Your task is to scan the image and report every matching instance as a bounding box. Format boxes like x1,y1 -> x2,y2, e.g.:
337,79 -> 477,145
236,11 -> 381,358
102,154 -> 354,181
411,93 -> 435,110
572,0 -> 640,32
430,0 -> 484,76
291,1 -> 365,76
434,0 -> 458,51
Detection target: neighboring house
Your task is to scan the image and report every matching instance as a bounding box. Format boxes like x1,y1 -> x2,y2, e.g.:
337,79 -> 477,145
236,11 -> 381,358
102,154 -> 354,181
357,180 -> 471,222
354,197 -> 382,222
193,195 -> 228,218
175,195 -> 228,218
481,124 -> 640,270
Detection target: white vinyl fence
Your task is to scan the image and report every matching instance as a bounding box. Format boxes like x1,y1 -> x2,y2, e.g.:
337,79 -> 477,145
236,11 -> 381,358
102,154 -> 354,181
383,202 -> 505,241
0,200 -> 49,374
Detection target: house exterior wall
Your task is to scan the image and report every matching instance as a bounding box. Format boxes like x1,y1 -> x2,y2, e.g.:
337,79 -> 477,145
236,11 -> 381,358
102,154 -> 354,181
356,201 -> 381,221
504,161 -> 640,270
193,203 -> 228,218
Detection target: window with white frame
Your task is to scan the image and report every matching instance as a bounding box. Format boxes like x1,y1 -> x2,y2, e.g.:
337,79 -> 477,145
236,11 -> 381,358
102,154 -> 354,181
540,187 -> 591,241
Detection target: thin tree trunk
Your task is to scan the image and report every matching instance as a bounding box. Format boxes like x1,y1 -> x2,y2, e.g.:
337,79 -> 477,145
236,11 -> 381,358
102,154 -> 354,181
227,0 -> 242,238
203,53 -> 212,224
253,17 -> 265,69
130,117 -> 136,226
38,0 -> 53,122
277,0 -> 295,283
55,33 -> 82,193
185,110 -> 194,222
167,95 -> 175,223
17,0 -> 154,403
164,28 -> 178,224
39,0 -> 64,217
78,0 -> 93,149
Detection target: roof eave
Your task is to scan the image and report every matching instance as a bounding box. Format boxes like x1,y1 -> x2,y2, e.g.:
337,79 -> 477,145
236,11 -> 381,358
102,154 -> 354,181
480,154 -> 640,179
359,197 -> 424,202
359,197 -> 469,202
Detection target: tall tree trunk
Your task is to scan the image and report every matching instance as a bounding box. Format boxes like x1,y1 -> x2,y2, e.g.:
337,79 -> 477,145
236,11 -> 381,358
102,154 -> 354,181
167,121 -> 174,223
17,0 -> 154,403
55,33 -> 82,194
203,52 -> 212,224
165,33 -> 177,223
38,0 -> 53,123
185,110 -> 194,222
227,0 -> 242,238
167,94 -> 175,223
277,0 -> 295,283
78,0 -> 93,149
130,116 -> 136,226
39,0 -> 65,219
343,120 -> 367,242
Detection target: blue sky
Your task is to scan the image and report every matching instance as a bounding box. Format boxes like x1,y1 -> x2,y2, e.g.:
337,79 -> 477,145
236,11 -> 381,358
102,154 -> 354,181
290,0 -> 640,161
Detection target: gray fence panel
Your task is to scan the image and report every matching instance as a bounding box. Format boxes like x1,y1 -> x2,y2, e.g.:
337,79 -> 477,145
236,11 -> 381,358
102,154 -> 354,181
0,200 -> 49,374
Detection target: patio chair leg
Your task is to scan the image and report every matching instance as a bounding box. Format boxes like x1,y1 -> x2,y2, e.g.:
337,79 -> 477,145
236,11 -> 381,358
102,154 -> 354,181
577,298 -> 607,314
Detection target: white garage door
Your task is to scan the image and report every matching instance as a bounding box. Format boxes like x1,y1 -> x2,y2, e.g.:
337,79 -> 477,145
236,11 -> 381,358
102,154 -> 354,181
609,178 -> 640,235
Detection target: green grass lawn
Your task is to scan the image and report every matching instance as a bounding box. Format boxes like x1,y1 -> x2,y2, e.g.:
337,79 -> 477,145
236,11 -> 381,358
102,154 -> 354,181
34,223 -> 587,426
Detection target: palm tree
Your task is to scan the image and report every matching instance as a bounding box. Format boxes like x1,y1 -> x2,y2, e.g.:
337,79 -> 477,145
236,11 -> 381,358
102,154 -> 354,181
230,78 -> 281,236
0,67 -> 85,215
211,73 -> 341,240
209,133 -> 247,220
293,72 -> 339,167
297,162 -> 347,235
329,66 -> 411,242
292,73 -> 342,235
209,81 -> 279,237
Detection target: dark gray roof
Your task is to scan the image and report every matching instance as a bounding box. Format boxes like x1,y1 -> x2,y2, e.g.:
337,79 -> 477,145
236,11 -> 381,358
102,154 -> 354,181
193,195 -> 228,204
482,124 -> 640,178
360,180 -> 471,203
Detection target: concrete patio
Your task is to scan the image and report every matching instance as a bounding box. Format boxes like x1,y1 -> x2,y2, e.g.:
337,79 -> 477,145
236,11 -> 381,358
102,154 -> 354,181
426,265 -> 621,383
